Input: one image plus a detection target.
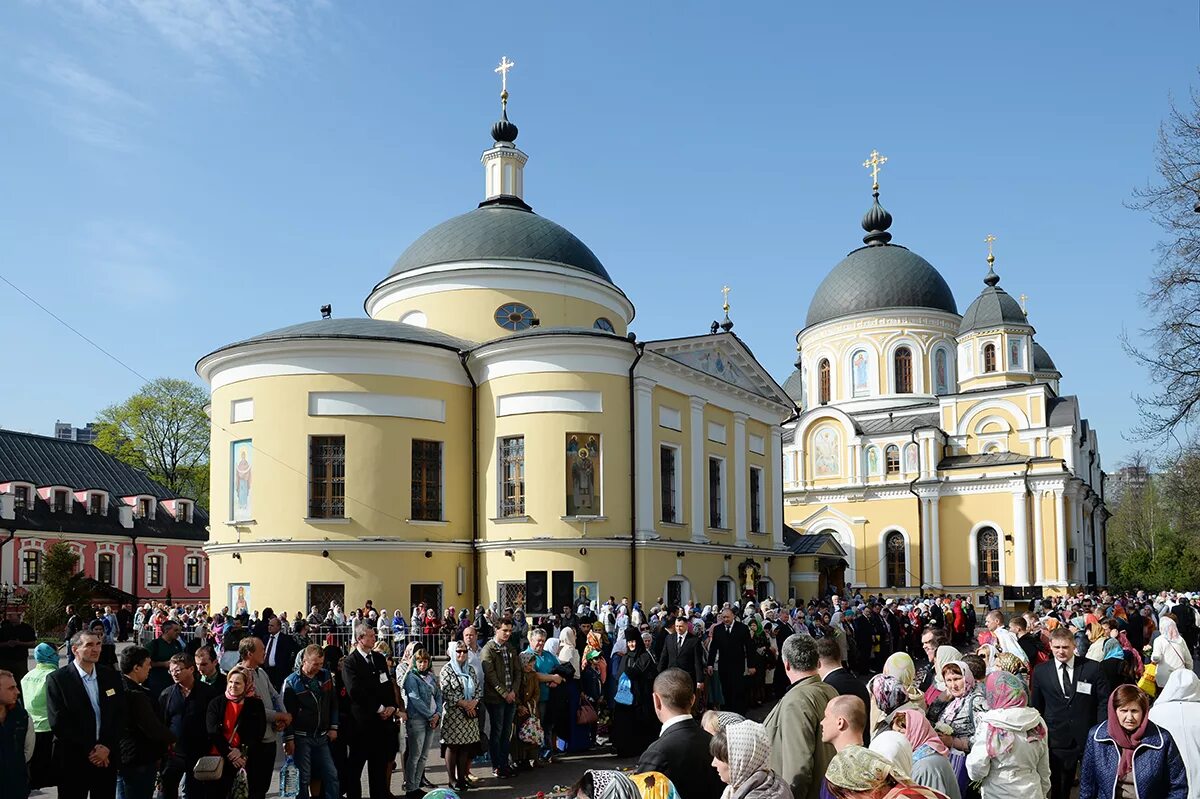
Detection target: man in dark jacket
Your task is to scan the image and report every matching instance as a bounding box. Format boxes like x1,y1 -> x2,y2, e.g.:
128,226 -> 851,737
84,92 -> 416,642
194,645 -> 226,695
47,630 -> 126,799
284,645 -> 340,799
158,654 -> 216,799
117,647 -> 175,799
636,668 -> 724,799
657,615 -> 704,690
706,608 -> 753,714
262,616 -> 298,690
816,636 -> 870,745
342,624 -> 401,799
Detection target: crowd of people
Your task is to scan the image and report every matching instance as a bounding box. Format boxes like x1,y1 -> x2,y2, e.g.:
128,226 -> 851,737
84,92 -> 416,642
0,588 -> 1198,799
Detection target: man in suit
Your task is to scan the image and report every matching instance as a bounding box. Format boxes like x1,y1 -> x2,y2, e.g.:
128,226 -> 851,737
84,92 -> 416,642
706,608 -> 754,714
763,634 -> 838,799
342,623 -> 402,799
262,616 -> 298,690
1031,626 -> 1112,799
636,668 -> 724,799
657,614 -> 704,691
46,629 -> 126,799
815,636 -> 869,744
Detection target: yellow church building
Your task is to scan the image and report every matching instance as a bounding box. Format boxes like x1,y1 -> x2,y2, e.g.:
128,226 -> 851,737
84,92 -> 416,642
197,73 -> 796,616
781,163 -> 1107,603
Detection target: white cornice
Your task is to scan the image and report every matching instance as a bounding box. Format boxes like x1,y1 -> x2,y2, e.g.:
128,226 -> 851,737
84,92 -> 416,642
475,537 -> 630,552
634,539 -> 790,556
467,334 -> 636,382
364,261 -> 637,324
799,309 -> 961,344
204,538 -> 474,555
637,351 -> 793,424
13,530 -> 207,548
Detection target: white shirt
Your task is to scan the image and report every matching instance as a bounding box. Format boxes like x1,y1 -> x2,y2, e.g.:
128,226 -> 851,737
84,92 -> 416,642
659,713 -> 691,736
1056,657 -> 1075,691
266,633 -> 279,667
73,660 -> 101,738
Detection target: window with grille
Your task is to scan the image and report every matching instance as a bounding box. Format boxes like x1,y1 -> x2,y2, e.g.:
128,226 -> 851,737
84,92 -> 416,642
309,436 -> 346,518
499,436 -> 525,517
885,531 -> 906,587
983,343 -> 997,373
818,359 -> 831,405
146,555 -> 163,587
98,553 -> 114,584
175,502 -> 188,522
708,457 -> 724,528
21,550 -> 40,584
411,440 -> 443,521
186,557 -> 201,588
885,445 -> 900,475
977,528 -> 1001,586
13,485 -> 30,510
749,466 -> 763,533
566,433 -> 600,516
89,494 -> 104,515
894,347 -> 913,393
53,490 -> 69,513
660,446 -> 678,523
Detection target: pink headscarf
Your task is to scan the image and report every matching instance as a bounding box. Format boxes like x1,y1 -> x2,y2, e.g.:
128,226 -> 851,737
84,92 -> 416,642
898,708 -> 948,757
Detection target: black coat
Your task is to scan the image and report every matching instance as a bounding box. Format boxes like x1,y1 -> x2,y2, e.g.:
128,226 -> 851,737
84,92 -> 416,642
822,667 -> 871,744
636,717 -> 725,799
657,632 -> 705,686
46,662 -> 125,765
206,696 -> 266,758
341,648 -> 398,733
1030,656 -> 1111,754
263,632 -> 298,685
707,621 -> 752,676
160,679 -> 218,762
119,675 -> 175,767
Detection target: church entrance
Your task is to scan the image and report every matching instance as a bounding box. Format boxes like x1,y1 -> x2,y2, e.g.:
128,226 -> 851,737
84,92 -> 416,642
817,558 -> 846,597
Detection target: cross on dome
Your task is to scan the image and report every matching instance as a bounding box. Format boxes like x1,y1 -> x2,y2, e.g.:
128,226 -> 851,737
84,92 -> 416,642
495,56 -> 515,100
984,233 -> 997,263
863,149 -> 888,192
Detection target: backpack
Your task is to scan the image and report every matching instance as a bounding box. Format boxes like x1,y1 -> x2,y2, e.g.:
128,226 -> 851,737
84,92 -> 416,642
614,671 -> 634,705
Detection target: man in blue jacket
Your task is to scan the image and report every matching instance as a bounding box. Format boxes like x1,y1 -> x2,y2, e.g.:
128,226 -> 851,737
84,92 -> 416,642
283,645 -> 340,799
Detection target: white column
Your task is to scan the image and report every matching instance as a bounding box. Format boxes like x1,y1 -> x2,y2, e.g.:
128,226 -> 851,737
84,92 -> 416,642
733,413 -> 748,546
770,426 -> 784,550
920,498 -> 932,587
1054,489 -> 1068,585
689,397 -> 707,544
1096,515 -> 1108,585
633,378 -> 656,540
1071,489 -> 1083,582
1011,490 -> 1030,586
796,448 -> 806,485
850,444 -> 861,482
1032,490 -> 1046,584
929,496 -> 942,587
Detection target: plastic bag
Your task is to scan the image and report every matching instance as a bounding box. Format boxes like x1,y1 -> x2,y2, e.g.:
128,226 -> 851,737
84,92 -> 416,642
518,714 -> 544,746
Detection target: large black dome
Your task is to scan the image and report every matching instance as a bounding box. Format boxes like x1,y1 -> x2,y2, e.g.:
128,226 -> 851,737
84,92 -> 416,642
387,202 -> 612,283
805,244 -> 958,328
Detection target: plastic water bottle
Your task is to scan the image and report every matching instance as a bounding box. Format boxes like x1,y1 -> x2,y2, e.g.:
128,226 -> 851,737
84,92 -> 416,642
280,756 -> 300,799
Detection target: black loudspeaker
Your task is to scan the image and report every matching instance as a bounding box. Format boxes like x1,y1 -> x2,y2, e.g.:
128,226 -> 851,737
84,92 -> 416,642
552,570 -> 574,613
526,571 -> 548,615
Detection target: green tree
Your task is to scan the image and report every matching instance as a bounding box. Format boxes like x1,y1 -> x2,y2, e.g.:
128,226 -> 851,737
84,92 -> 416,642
23,541 -> 90,637
94,377 -> 210,505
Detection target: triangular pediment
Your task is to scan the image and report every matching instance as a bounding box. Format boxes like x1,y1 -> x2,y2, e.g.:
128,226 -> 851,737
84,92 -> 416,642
645,334 -> 793,406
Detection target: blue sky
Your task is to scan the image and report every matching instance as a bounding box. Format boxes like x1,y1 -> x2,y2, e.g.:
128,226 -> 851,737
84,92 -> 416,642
0,2 -> 1196,467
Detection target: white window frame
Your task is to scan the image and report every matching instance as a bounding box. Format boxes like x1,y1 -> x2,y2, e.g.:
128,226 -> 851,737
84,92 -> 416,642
86,491 -> 109,516
9,482 -> 34,511
95,543 -> 120,585
144,552 -> 166,589
19,544 -> 42,587
184,555 -> 205,589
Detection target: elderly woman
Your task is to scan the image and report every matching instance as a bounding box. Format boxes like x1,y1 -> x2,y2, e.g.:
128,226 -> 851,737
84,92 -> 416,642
440,642 -> 481,793
1152,616 -> 1194,688
1079,685 -> 1188,799
922,646 -> 962,721
206,666 -> 267,799
965,672 -> 1049,799
928,660 -> 986,798
825,746 -> 952,799
1148,669 -> 1200,796
709,719 -> 790,799
868,675 -> 921,738
891,710 -> 960,799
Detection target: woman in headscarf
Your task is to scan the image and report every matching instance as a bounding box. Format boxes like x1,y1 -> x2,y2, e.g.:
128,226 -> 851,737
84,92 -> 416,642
710,719 -> 791,799
609,628 -> 656,757
1098,638 -> 1133,689
1078,685 -> 1188,799
922,646 -> 962,721
867,675 -> 914,737
557,626 -> 591,753
440,641 -> 481,793
572,769 -> 642,799
992,652 -> 1028,684
884,653 -> 926,708
1069,616 -> 1090,659
584,625 -> 609,685
513,650 -> 543,771
402,648 -> 443,797
396,640 -> 421,685
891,710 -> 960,799
629,771 -> 680,799
929,661 -> 986,798
869,730 -> 914,780
20,642 -> 59,788
1152,615 -> 1194,688
206,665 -> 267,799
1148,668 -> 1200,797
701,710 -> 747,736
965,672 -> 1049,799
825,745 -> 951,799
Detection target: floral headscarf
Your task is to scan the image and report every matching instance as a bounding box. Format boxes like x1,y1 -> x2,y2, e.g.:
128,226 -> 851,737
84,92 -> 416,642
867,674 -> 909,716
982,671 -> 1046,757
629,772 -> 678,799
825,745 -> 911,792
923,645 -> 962,705
939,660 -> 977,721
883,652 -> 923,704
897,708 -> 948,759
724,720 -> 772,789
589,769 -> 641,799
995,652 -> 1028,676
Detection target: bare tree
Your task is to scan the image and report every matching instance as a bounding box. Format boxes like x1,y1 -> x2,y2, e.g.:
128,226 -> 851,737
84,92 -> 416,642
1127,83 -> 1200,438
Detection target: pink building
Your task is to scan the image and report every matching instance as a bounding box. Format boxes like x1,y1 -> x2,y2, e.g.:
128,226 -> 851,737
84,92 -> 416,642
0,429 -> 210,605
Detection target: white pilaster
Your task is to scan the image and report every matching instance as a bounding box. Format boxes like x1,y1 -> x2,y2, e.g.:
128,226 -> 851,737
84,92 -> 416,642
1011,490 -> 1030,586
920,498 -> 932,587
689,397 -> 707,544
1032,490 -> 1046,584
634,378 -> 656,539
770,427 -> 784,550
1054,489 -> 1068,585
929,496 -> 942,587
1096,514 -> 1108,585
796,446 -> 806,485
850,444 -> 861,482
733,413 -> 748,546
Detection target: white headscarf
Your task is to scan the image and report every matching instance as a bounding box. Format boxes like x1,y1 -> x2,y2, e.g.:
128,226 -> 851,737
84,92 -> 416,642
725,720 -> 773,789
868,730 -> 914,778
1156,667 -> 1200,704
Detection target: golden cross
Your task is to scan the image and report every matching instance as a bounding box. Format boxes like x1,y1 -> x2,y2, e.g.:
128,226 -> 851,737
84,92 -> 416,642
495,56 -> 515,96
984,234 -> 997,263
1019,293 -> 1028,314
862,149 -> 888,191
721,285 -> 731,314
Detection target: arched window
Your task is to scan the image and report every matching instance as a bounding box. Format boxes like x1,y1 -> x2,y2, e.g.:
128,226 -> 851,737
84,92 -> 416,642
894,347 -> 913,393
885,531 -> 906,588
983,343 -> 997,373
818,359 -> 831,405
885,445 -> 900,475
977,527 -> 1001,586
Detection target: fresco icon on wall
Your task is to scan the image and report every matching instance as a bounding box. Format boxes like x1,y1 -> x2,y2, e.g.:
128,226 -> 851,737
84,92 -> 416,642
231,440 -> 252,522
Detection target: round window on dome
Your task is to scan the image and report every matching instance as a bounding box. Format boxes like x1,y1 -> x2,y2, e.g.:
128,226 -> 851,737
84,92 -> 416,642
593,317 -> 614,332
495,303 -> 535,331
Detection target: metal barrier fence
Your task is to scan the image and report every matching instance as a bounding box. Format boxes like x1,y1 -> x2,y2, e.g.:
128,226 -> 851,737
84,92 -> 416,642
137,625 -> 453,659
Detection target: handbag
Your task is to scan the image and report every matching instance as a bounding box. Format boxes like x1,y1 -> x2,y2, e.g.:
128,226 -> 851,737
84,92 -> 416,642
576,698 -> 598,725
1137,662 -> 1158,697
517,714 -> 544,746
614,672 -> 634,706
193,755 -> 224,782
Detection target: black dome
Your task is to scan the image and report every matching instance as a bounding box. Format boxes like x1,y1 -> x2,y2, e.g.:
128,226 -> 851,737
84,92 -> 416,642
805,244 -> 959,328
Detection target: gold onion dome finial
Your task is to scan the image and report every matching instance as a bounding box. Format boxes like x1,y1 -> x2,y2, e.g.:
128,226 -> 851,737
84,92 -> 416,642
491,56 -> 519,143
860,149 -> 893,246
984,234 -> 1000,287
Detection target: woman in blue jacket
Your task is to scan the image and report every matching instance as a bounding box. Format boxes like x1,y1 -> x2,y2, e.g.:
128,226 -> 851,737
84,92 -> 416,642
402,649 -> 443,799
1079,684 -> 1188,799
